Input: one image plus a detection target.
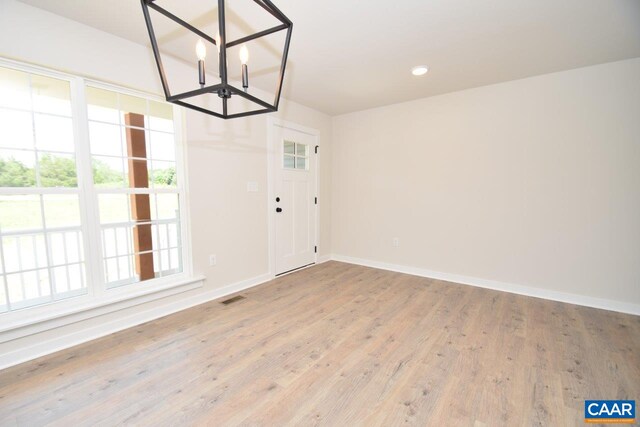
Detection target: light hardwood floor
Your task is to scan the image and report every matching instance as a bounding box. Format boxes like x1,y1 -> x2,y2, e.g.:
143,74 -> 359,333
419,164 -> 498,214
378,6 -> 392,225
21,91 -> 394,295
0,261 -> 638,426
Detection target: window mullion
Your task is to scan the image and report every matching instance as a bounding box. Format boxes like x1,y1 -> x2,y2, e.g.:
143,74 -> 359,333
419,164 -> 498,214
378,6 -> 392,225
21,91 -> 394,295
70,77 -> 106,297
173,105 -> 190,277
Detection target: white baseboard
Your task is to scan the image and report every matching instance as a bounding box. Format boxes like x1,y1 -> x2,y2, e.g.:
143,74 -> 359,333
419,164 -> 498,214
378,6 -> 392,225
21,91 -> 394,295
317,254 -> 331,264
0,273 -> 272,371
331,254 -> 640,316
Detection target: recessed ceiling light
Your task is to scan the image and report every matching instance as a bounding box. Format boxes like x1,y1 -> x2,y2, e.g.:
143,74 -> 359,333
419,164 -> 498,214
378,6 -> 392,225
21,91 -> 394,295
412,66 -> 429,76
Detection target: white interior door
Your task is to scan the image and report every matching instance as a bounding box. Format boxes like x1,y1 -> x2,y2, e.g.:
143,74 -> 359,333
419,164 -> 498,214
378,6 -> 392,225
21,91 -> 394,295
274,125 -> 317,275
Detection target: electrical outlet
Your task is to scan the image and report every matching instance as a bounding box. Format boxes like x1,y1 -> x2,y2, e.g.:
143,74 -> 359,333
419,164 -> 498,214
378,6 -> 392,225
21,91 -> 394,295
209,254 -> 217,266
392,238 -> 400,247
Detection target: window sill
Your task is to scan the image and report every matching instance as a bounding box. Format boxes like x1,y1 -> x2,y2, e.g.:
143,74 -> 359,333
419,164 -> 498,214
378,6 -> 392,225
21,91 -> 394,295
0,275 -> 205,343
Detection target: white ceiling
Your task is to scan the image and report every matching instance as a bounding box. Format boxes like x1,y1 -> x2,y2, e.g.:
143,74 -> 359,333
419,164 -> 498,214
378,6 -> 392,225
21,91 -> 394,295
18,0 -> 640,115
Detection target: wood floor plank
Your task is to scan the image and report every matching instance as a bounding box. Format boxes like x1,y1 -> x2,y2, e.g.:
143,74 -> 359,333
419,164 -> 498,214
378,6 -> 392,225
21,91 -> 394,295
0,261 -> 638,426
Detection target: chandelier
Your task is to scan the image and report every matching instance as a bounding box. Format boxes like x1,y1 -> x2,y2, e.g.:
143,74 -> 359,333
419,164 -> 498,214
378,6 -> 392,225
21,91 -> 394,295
140,0 -> 292,119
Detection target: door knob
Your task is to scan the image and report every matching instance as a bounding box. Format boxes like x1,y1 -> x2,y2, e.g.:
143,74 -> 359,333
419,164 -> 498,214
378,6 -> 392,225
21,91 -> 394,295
276,207 -> 282,213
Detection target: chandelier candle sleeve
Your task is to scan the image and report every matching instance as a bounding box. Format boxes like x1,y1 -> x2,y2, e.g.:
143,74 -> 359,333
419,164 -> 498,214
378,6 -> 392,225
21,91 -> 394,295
240,44 -> 249,90
196,39 -> 207,86
215,32 -> 222,77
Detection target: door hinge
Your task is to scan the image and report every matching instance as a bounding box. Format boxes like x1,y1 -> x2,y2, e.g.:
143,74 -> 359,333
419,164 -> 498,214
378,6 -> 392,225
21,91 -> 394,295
314,246 -> 317,253
314,145 -> 319,154
314,197 -> 317,205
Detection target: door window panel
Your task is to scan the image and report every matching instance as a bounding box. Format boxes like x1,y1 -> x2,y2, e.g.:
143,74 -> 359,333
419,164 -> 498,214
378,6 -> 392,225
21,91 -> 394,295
283,140 -> 309,170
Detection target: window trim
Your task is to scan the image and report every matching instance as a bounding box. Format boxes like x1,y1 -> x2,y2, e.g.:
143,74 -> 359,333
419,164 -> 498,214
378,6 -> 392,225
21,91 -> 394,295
0,275 -> 204,341
0,57 -> 196,329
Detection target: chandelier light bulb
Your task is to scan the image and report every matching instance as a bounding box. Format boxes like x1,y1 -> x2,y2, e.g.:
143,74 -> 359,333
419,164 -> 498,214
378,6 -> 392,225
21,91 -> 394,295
195,39 -> 207,61
239,45 -> 249,65
215,32 -> 221,53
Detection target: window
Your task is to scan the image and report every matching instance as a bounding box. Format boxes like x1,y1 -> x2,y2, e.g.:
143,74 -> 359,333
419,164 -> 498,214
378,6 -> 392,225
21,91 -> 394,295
283,140 -> 308,170
0,60 -> 188,315
86,87 -> 182,288
0,66 -> 85,312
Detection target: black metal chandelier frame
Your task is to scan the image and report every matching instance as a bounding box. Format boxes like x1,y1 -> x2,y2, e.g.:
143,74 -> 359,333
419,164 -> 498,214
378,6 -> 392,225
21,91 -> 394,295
140,0 -> 292,119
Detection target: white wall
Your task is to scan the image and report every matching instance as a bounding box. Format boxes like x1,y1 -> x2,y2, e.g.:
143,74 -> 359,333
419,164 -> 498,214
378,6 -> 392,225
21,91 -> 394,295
332,58 -> 640,311
0,0 -> 332,366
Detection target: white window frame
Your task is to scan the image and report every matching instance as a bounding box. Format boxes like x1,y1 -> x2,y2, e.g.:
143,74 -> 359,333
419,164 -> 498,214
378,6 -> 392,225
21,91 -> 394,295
0,58 -> 199,336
